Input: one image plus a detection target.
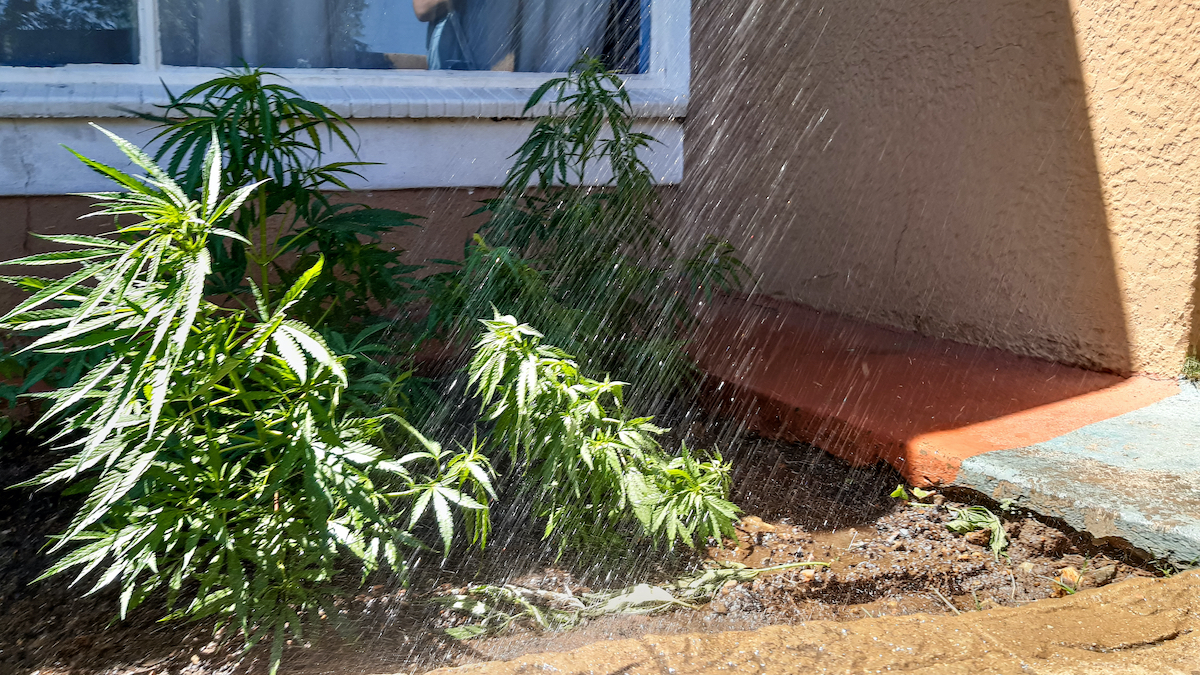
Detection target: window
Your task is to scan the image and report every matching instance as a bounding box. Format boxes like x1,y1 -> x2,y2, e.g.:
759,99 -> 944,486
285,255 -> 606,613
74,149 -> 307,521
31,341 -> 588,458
1,0 -> 649,72
0,0 -> 137,66
0,0 -> 687,195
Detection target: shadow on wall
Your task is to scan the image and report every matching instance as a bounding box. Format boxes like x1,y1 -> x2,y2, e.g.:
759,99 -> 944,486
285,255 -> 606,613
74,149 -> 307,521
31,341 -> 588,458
668,0 -> 1131,375
1192,212 -> 1200,360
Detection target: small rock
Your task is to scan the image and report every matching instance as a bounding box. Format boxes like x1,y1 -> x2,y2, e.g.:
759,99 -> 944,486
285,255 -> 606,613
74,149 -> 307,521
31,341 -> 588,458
799,568 -> 817,583
190,655 -> 201,665
740,516 -> 777,533
200,641 -> 218,655
1018,562 -> 1036,573
1059,566 -> 1082,588
1017,520 -> 1069,555
1086,564 -> 1118,587
965,530 -> 992,547
709,600 -> 729,614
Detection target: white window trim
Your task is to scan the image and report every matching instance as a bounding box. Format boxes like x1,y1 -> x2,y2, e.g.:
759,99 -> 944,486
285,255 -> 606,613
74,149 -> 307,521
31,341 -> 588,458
0,0 -> 690,120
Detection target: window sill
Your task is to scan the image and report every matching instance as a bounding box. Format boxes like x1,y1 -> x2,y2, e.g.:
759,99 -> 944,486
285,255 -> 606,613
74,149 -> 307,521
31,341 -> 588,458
0,68 -> 687,120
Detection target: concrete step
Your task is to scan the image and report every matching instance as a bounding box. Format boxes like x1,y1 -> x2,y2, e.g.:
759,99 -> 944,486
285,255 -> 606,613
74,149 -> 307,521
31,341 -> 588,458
693,295 -> 1196,565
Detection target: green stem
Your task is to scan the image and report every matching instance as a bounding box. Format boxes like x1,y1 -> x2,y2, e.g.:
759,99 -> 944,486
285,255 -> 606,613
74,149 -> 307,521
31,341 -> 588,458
258,190 -> 270,308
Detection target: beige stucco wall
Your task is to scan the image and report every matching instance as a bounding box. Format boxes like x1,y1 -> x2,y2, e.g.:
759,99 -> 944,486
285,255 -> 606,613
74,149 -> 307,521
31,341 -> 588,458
669,0 -> 1200,375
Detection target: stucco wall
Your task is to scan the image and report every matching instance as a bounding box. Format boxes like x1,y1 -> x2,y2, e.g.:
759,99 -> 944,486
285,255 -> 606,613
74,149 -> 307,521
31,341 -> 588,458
670,0 -> 1200,375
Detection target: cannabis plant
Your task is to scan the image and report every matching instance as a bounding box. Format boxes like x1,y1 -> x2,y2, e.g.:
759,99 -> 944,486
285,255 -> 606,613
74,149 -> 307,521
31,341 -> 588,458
1,128 -> 490,673
139,67 -> 422,328
0,336 -> 109,440
469,313 -> 739,549
424,57 -> 751,398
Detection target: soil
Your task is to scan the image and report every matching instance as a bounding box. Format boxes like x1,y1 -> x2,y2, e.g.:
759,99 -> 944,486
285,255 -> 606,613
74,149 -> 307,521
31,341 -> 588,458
429,570 -> 1200,675
0,429 -> 1175,675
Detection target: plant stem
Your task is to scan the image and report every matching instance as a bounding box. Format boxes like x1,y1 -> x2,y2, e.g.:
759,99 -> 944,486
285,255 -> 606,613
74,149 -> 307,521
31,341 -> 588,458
258,190 -> 270,308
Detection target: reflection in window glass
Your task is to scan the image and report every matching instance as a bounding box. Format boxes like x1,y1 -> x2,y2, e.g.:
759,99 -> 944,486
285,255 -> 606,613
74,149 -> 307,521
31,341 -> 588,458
160,0 -> 428,69
160,0 -> 645,72
0,0 -> 137,66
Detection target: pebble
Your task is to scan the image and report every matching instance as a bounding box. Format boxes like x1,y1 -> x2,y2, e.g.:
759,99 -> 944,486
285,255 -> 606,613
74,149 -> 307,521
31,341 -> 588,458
740,516 -> 777,533
1087,564 -> 1118,587
1059,566 -> 1082,587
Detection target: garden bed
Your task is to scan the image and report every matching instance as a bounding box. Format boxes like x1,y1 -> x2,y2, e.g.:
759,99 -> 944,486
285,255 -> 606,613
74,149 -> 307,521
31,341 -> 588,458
0,421 -> 1162,675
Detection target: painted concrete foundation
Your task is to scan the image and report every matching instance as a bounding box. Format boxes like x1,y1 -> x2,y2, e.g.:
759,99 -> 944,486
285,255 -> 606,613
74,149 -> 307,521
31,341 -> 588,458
694,294 -> 1197,564
955,384 -> 1200,567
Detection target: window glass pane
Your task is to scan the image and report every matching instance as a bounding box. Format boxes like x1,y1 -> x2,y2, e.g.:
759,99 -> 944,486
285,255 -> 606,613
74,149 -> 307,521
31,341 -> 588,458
160,0 -> 646,72
0,0 -> 137,66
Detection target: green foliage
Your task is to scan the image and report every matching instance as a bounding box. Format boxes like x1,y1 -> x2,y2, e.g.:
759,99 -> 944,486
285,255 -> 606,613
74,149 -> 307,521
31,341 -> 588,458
0,64 -> 750,671
1183,353 -> 1200,381
890,484 -> 933,502
0,334 -> 108,439
139,66 -> 422,328
438,560 -> 829,639
0,128 -> 490,674
469,313 -> 739,550
321,323 -> 435,420
945,505 -> 1009,558
424,57 -> 751,396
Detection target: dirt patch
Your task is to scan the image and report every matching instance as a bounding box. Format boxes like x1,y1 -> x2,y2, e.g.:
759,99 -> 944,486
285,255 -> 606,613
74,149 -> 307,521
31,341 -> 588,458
0,433 -> 1175,675
429,571 -> 1200,675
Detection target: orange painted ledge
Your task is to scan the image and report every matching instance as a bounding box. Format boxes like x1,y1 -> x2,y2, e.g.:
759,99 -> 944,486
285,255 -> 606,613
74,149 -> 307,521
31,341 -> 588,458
691,296 -> 1178,486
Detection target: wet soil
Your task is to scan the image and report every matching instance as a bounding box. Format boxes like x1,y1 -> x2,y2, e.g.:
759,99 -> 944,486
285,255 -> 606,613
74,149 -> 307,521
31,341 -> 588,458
429,570 -> 1200,675
0,431 -> 1173,675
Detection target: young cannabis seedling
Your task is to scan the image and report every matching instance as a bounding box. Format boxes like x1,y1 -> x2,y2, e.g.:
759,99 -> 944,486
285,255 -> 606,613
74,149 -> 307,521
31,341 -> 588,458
424,57 -> 752,400
891,484 -> 933,502
946,505 -> 1009,558
468,312 -> 740,550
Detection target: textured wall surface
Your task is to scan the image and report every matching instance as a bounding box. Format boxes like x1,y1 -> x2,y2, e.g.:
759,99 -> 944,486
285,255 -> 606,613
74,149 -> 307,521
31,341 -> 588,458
670,0 -> 1200,375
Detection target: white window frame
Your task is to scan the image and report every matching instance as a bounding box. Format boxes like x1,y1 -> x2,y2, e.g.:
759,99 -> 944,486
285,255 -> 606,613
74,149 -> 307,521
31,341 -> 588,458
0,0 -> 688,195
0,0 -> 689,120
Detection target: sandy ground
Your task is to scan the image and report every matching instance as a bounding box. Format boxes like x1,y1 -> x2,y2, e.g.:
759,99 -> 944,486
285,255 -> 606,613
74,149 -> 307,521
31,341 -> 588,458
428,570 -> 1200,675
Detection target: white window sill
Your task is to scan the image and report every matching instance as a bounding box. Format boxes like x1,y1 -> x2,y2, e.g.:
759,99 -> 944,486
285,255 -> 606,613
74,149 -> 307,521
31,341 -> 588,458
0,68 -> 688,120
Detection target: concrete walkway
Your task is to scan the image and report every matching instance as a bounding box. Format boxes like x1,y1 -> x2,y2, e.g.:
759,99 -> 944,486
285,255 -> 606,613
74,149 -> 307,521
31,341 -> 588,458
692,295 -> 1198,566
955,383 -> 1200,567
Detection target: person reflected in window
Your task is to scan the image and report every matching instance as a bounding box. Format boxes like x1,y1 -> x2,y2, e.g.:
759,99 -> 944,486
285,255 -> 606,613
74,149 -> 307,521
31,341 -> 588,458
412,0 -> 513,70
413,0 -> 616,72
